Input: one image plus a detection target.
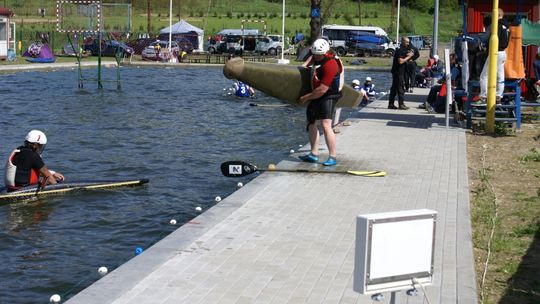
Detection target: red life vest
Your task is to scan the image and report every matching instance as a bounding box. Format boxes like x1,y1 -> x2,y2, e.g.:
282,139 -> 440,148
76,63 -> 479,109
4,149 -> 40,190
311,53 -> 344,97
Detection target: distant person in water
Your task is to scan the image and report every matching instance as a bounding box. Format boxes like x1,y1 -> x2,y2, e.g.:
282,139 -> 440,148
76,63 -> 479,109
4,130 -> 64,191
233,81 -> 255,98
360,76 -> 376,103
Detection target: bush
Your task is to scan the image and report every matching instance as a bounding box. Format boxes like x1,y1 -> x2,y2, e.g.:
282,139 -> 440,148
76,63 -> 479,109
300,12 -> 307,19
227,11 -> 232,18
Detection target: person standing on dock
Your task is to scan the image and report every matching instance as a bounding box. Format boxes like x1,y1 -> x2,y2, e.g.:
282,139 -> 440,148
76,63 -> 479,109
388,36 -> 415,110
479,8 -> 510,103
298,38 -> 344,166
4,130 -> 64,191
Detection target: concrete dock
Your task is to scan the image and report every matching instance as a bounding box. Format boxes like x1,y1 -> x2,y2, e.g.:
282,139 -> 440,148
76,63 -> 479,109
66,88 -> 478,304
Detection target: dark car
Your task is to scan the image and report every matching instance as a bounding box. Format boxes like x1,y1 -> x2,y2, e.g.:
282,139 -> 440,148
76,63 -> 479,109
127,38 -> 154,55
175,37 -> 194,53
157,34 -> 196,53
83,39 -> 134,57
207,40 -> 226,54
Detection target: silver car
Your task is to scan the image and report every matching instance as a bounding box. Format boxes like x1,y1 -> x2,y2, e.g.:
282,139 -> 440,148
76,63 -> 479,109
141,41 -> 180,61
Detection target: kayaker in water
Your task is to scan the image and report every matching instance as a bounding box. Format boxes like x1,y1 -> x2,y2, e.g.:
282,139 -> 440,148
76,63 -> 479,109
4,130 -> 64,191
233,81 -> 255,98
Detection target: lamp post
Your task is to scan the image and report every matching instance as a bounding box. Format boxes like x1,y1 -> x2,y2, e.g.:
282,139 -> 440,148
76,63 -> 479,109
396,0 -> 400,43
278,0 -> 289,64
168,0 -> 172,55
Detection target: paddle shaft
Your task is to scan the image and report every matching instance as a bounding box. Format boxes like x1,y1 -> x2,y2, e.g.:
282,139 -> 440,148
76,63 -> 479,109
258,167 -> 385,176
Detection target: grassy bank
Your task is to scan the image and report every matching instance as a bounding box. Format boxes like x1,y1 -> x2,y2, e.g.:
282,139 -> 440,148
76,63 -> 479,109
467,124 -> 540,304
3,0 -> 461,54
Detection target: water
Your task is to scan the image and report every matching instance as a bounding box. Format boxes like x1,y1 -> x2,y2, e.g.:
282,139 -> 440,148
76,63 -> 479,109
0,65 -> 390,303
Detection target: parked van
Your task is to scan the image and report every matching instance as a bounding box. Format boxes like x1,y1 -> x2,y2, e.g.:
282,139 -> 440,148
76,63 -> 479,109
255,34 -> 283,56
217,29 -> 260,36
322,24 -> 392,56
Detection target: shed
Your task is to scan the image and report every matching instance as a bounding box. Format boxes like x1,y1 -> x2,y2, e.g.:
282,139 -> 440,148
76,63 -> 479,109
0,7 -> 14,60
160,19 -> 204,52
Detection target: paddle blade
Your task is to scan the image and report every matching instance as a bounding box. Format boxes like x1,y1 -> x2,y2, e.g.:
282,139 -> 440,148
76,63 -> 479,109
347,170 -> 386,177
220,161 -> 258,177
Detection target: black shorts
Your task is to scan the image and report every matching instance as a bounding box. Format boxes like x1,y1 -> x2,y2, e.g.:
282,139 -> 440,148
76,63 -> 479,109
306,95 -> 339,124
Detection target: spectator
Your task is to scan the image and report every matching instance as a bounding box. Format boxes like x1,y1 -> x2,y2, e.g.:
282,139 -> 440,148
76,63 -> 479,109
405,42 -> 420,92
388,37 -> 415,110
478,8 -> 510,103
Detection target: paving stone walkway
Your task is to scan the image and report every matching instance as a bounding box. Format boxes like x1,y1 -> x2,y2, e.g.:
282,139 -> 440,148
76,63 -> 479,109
67,88 -> 478,304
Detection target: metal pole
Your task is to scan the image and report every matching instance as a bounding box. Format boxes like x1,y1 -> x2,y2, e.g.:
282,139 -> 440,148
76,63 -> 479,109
486,2 -> 499,134
396,0 -> 400,43
358,0 -> 361,25
445,49 -> 452,128
432,0 -> 439,57
168,0 -> 172,55
278,0 -> 289,64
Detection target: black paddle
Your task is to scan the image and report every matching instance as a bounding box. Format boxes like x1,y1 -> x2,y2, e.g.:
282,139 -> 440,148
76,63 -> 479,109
220,161 -> 386,177
34,176 -> 48,196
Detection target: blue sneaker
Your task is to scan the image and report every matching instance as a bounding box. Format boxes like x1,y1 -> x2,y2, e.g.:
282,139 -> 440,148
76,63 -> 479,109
322,156 -> 337,166
299,153 -> 319,163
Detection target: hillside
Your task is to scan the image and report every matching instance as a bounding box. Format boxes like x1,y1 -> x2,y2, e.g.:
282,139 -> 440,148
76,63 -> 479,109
5,0 -> 462,42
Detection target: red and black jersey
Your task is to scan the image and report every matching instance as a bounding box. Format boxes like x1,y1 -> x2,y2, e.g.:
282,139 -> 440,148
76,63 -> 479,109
6,146 -> 45,187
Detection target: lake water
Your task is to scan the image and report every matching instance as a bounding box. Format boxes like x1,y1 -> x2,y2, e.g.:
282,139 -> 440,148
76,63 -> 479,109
0,65 -> 390,303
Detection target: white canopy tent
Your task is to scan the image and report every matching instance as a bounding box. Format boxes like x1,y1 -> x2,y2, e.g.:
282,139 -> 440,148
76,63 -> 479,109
160,19 -> 204,52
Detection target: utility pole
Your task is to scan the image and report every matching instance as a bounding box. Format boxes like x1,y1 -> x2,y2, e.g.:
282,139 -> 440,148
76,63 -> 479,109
390,0 -> 396,39
147,0 -> 152,34
358,0 -> 361,25
432,0 -> 439,57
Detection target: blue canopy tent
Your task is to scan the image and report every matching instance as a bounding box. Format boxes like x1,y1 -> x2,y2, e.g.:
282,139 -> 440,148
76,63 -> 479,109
159,20 -> 204,52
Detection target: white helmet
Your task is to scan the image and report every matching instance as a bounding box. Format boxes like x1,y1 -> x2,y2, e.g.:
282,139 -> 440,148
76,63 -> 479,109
311,38 -> 330,55
433,55 -> 439,60
352,79 -> 360,86
366,77 -> 372,82
25,130 -> 47,145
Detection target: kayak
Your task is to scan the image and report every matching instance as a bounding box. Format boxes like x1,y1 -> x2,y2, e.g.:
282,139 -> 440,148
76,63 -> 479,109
0,179 -> 149,203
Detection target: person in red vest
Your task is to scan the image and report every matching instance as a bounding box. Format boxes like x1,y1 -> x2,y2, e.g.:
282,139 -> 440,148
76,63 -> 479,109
298,38 -> 344,166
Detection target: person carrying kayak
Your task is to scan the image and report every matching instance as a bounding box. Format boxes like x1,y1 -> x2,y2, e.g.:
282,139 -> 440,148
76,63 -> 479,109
4,130 -> 64,191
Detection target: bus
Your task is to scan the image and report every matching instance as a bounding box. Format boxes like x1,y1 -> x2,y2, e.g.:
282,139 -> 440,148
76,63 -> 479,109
322,24 -> 392,56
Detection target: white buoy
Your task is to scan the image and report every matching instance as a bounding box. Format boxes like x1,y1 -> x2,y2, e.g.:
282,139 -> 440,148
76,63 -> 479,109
237,182 -> 243,188
298,144 -> 303,147
195,206 -> 202,211
215,196 -> 222,202
290,149 -> 295,154
98,266 -> 108,276
49,294 -> 61,303
169,219 -> 177,225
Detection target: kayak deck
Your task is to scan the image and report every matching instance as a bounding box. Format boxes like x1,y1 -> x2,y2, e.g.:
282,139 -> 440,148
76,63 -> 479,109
0,179 -> 149,203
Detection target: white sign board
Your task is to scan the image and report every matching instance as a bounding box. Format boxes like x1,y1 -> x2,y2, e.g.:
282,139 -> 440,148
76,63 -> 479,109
354,209 -> 436,294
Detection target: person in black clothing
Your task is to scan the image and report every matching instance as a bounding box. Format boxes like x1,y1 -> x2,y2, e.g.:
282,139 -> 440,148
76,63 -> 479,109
388,37 -> 415,110
479,8 -> 510,102
405,42 -> 420,92
4,130 -> 64,191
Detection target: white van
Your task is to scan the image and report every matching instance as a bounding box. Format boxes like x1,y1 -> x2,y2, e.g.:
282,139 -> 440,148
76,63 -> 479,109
322,24 -> 392,56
